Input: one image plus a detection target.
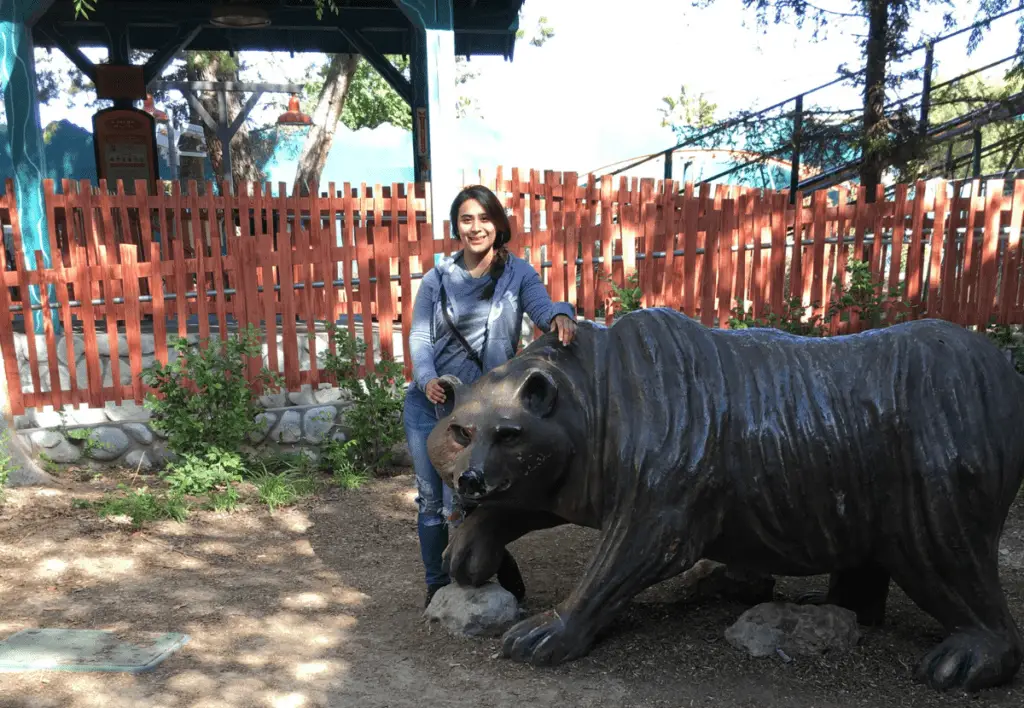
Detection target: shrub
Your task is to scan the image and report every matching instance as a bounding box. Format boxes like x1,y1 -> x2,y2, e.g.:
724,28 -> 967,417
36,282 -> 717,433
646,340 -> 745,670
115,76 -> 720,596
606,270 -> 644,315
0,429 -> 12,503
729,259 -> 907,337
319,321 -> 405,477
141,325 -> 282,456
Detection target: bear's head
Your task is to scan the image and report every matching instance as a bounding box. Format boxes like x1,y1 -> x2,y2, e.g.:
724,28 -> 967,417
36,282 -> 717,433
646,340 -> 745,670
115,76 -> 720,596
426,359 -> 580,509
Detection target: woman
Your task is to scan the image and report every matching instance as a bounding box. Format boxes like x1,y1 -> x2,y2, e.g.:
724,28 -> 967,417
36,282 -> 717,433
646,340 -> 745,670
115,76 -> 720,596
405,184 -> 577,607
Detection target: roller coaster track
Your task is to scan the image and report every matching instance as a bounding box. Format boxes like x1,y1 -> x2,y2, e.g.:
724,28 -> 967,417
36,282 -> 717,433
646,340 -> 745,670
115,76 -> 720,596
797,89 -> 1024,192
596,6 -> 1024,195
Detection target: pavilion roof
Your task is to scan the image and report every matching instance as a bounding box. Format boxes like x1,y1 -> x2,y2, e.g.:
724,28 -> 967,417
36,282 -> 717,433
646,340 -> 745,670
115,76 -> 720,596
34,0 -> 526,58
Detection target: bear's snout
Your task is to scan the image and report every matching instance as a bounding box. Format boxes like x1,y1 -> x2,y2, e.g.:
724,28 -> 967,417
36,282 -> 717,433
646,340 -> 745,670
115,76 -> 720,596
457,467 -> 487,497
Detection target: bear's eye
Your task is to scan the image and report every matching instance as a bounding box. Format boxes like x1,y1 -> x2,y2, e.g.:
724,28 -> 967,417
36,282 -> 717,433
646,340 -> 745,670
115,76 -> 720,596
494,424 -> 522,444
450,424 -> 473,446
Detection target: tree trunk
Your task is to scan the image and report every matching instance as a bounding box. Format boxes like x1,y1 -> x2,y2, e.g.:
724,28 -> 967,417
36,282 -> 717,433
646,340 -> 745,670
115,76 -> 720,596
188,53 -> 264,190
860,0 -> 889,201
292,53 -> 361,196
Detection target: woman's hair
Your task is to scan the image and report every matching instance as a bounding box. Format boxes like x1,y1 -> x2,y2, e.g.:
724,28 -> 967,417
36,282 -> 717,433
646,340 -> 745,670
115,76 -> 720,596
449,184 -> 512,300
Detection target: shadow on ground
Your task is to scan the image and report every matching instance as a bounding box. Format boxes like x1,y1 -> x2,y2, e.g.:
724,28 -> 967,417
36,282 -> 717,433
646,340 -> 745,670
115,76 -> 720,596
0,472 -> 1021,708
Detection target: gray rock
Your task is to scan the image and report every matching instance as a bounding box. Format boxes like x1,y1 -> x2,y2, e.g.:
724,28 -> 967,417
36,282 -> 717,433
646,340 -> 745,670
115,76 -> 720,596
390,440 -> 413,467
104,401 -> 151,422
272,410 -> 303,444
118,358 -> 134,386
124,449 -> 155,472
29,429 -> 64,449
42,439 -> 82,464
148,444 -> 176,467
313,386 -> 344,404
250,412 -> 278,444
123,423 -> 154,445
259,392 -> 288,409
96,332 -> 129,358
303,406 -> 338,444
12,334 -> 44,362
56,335 -> 85,365
725,602 -> 861,659
30,409 -> 65,429
64,408 -> 109,426
424,582 -> 520,638
86,427 -> 131,461
287,390 -> 316,407
139,333 -> 156,355
54,361 -> 91,392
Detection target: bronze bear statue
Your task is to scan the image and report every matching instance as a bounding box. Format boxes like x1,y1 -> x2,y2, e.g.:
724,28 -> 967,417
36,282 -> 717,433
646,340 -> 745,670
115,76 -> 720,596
426,307 -> 1024,693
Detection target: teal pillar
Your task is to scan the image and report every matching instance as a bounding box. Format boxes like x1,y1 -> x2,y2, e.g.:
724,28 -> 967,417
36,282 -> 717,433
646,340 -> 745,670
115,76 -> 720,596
1,0 -> 58,335
397,1 -> 459,242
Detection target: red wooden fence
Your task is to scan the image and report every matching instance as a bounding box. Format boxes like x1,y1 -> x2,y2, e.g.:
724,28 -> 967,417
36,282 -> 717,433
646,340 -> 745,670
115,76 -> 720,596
0,170 -> 1022,415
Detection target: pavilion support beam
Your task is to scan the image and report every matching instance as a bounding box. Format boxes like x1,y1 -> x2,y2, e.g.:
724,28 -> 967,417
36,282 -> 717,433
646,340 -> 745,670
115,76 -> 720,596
336,26 -> 412,105
1,0 -> 59,336
152,80 -> 304,189
35,21 -> 96,82
396,0 -> 458,242
143,23 -> 201,87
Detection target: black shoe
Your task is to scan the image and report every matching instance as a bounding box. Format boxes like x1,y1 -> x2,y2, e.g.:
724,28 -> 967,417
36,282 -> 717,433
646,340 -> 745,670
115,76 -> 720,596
425,582 -> 449,608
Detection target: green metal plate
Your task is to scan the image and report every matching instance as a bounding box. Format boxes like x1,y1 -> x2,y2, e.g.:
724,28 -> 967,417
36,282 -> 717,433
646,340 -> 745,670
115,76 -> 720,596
0,629 -> 190,673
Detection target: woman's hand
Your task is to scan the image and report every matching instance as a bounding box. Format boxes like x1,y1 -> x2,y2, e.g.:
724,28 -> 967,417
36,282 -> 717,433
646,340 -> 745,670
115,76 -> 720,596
425,378 -> 447,404
551,314 -> 577,346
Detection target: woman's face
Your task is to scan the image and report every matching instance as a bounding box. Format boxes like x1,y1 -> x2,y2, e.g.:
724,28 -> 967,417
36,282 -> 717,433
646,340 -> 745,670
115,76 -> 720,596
456,198 -> 497,257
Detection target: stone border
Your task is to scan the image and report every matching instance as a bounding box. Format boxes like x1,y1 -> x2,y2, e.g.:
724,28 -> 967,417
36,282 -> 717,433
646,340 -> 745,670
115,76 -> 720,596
16,400 -> 412,472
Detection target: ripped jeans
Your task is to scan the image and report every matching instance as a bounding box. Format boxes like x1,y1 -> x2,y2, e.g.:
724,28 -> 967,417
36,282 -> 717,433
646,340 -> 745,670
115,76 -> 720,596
403,384 -> 465,587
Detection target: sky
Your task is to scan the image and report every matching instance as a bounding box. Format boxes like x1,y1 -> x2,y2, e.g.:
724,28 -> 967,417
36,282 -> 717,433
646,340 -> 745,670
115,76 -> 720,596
20,0 -> 1024,176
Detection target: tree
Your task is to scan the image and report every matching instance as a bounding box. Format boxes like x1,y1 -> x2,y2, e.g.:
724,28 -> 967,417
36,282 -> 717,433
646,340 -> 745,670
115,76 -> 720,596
292,53 -> 361,195
659,85 -> 718,141
897,69 -> 1024,180
689,0 -> 1023,197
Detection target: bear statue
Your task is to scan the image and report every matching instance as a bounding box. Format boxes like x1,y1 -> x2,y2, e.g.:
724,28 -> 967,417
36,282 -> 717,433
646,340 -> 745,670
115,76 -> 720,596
426,307 -> 1024,693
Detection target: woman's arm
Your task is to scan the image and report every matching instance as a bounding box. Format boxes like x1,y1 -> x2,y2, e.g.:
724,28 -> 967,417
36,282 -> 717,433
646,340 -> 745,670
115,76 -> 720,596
409,270 -> 440,390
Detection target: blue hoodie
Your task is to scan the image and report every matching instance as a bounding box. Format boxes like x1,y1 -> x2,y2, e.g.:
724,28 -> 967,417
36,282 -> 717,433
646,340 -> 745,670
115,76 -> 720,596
408,249 -> 577,392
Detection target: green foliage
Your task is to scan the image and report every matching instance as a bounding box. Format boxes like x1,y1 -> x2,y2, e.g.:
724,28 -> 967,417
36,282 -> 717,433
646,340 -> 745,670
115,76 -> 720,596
319,322 -> 406,476
984,323 -> 1024,374
250,471 -> 318,513
823,258 -> 908,328
898,71 -> 1024,181
516,16 -> 556,47
607,271 -> 645,315
322,438 -> 369,490
729,296 -> 828,337
205,485 -> 240,513
659,85 -> 719,140
142,325 -> 282,457
160,447 -> 246,497
92,485 -> 190,530
728,258 -> 907,336
344,57 -> 412,132
0,429 -> 12,503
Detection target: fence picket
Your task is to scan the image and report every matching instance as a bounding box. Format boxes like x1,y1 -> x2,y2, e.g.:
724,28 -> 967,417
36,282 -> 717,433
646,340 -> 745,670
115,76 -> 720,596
4,172 -> 1024,415
999,180 -> 1024,323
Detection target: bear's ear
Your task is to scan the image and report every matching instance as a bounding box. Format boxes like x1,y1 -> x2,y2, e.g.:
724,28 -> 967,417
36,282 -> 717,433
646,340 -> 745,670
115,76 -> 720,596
436,374 -> 464,418
517,368 -> 558,418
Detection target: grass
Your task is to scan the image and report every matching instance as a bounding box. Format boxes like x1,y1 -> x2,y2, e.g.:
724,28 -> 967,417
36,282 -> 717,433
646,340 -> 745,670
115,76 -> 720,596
0,429 -> 12,503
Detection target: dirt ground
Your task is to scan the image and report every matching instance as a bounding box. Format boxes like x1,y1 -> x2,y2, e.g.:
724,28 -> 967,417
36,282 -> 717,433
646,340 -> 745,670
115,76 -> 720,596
1,469 -> 1023,708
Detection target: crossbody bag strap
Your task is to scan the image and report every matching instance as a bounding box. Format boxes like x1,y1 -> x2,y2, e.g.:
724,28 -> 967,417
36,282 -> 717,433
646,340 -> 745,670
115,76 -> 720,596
439,282 -> 486,372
